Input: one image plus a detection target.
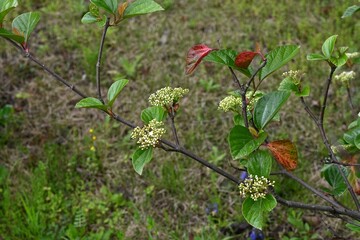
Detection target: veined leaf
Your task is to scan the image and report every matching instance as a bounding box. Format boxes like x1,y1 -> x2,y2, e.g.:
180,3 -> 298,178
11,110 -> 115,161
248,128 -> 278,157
185,44 -> 215,75
81,12 -> 100,24
228,125 -> 267,160
91,0 -> 119,14
204,49 -> 251,77
75,97 -> 107,111
141,106 -> 166,124
0,0 -> 18,25
253,91 -> 290,129
306,53 -> 327,61
267,140 -> 298,171
259,45 -> 300,80
322,35 -> 337,59
321,164 -> 348,196
247,150 -> 273,177
12,12 -> 40,44
342,5 -> 360,18
242,194 -> 277,230
132,147 -> 153,175
0,28 -> 24,43
235,51 -> 259,68
107,79 -> 129,108
123,0 -> 164,18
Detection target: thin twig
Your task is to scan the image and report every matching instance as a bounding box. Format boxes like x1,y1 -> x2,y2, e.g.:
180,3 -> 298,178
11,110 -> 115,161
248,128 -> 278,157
272,170 -> 343,208
319,66 -> 336,124
96,17 -> 110,104
346,86 -> 355,113
324,159 -> 360,167
244,59 -> 267,92
169,106 -> 180,148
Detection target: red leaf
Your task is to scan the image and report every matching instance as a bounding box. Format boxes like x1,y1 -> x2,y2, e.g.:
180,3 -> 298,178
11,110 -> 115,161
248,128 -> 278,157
267,140 -> 298,171
235,51 -> 259,68
185,44 -> 215,75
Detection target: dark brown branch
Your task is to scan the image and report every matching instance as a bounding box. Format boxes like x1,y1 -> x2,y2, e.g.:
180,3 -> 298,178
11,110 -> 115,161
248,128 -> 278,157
273,170 -> 343,208
319,66 -> 336,124
96,17 -> 110,104
169,106 -> 180,148
274,194 -> 360,220
244,59 -> 267,92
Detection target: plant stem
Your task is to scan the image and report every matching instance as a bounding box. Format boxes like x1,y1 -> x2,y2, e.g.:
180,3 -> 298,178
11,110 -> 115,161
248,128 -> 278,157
301,67 -> 360,211
169,106 -> 180,148
96,17 -> 110,104
7,38 -> 360,221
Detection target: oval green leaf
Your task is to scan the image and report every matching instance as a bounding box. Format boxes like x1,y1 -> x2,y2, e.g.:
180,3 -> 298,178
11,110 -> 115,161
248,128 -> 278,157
228,125 -> 267,160
306,53 -> 327,61
0,28 -> 24,43
247,150 -> 272,178
141,106 -> 166,124
321,164 -> 348,196
132,147 -> 153,175
342,5 -> 360,18
254,91 -> 290,130
81,12 -> 99,24
123,0 -> 164,18
0,0 -> 18,25
322,35 -> 337,59
75,97 -> 107,111
91,0 -> 118,14
12,12 -> 40,44
242,194 -> 277,230
107,79 -> 129,108
203,49 -> 251,77
259,45 -> 300,80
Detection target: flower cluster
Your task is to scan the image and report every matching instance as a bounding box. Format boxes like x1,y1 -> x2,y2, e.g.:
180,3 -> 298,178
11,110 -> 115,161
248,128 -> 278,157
148,87 -> 189,107
218,95 -> 242,112
334,71 -> 356,84
346,52 -> 360,59
282,70 -> 304,84
238,175 -> 275,201
131,119 -> 166,149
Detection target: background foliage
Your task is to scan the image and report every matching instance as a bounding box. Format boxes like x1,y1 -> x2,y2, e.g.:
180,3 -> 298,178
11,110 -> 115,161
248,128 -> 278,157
0,0 -> 360,239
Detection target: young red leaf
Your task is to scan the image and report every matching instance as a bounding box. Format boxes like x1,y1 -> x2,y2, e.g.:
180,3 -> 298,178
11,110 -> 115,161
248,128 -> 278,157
267,140 -> 298,171
235,51 -> 259,68
185,44 -> 215,75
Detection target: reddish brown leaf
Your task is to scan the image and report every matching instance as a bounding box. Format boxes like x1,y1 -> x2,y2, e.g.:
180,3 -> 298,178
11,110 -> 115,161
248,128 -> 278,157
235,51 -> 259,68
118,2 -> 128,18
267,140 -> 298,171
185,44 -> 215,75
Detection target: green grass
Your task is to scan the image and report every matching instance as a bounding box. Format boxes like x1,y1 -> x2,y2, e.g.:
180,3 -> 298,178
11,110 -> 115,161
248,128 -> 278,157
0,0 -> 360,239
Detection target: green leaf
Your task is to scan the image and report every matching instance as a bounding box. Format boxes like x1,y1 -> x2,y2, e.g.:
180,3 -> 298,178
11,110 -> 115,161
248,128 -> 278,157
123,0 -> 164,18
306,53 -> 327,61
278,77 -> 298,92
203,49 -> 251,77
247,150 -> 273,177
141,106 -> 166,124
107,79 -> 129,108
91,0 -> 118,14
346,221 -> 360,232
295,85 -> 310,97
242,194 -> 277,230
254,91 -> 290,129
81,12 -> 99,24
233,114 -> 245,126
228,126 -> 267,160
322,35 -> 337,59
342,5 -> 360,18
330,53 -> 348,67
0,28 -> 24,43
0,0 -> 18,25
355,134 -> 360,150
259,45 -> 300,80
321,164 -> 348,196
343,126 -> 360,145
132,147 -> 153,175
75,97 -> 107,111
12,12 -> 40,44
